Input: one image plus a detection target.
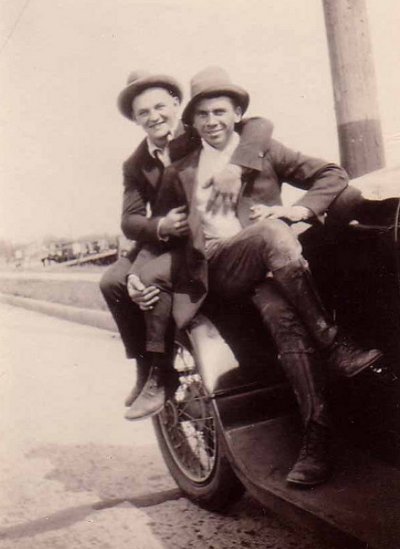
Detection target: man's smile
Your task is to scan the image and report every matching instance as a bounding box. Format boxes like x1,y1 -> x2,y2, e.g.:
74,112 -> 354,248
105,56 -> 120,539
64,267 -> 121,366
149,121 -> 166,129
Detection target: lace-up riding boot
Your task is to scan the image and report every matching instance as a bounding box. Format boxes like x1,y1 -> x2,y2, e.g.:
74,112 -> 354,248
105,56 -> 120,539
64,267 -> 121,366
287,419 -> 330,486
279,351 -> 331,486
273,259 -> 383,378
124,354 -> 167,421
124,356 -> 151,407
251,281 -> 330,486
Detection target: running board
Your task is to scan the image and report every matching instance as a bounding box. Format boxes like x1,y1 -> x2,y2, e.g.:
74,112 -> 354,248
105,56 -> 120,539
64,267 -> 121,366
222,415 -> 400,549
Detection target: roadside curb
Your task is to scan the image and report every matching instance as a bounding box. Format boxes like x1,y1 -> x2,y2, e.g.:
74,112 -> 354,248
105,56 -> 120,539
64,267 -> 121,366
0,293 -> 117,333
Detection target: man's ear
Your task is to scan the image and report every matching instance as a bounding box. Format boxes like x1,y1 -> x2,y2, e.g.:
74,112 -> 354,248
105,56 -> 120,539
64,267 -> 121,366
234,106 -> 243,124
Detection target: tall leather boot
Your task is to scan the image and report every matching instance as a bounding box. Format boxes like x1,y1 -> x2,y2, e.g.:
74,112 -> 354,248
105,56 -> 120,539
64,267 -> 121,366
273,259 -> 383,378
280,351 -> 331,486
124,354 -> 167,421
124,356 -> 151,407
252,281 -> 330,486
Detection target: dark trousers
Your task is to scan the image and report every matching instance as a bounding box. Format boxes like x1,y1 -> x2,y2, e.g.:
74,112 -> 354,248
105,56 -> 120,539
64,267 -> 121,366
135,219 -> 303,351
207,219 -> 303,297
100,254 -> 176,357
100,257 -> 146,359
138,251 -> 176,353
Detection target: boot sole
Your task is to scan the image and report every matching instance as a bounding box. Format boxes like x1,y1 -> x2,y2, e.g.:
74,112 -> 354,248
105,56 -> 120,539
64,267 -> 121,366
286,475 -> 329,487
124,402 -> 165,422
344,350 -> 384,378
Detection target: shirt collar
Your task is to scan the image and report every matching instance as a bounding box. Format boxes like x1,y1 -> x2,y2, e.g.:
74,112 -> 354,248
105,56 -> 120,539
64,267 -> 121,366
146,120 -> 179,158
200,131 -> 240,158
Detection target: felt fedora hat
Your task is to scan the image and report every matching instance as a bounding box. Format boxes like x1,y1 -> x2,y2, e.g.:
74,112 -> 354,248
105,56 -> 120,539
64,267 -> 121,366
118,70 -> 183,120
182,66 -> 249,125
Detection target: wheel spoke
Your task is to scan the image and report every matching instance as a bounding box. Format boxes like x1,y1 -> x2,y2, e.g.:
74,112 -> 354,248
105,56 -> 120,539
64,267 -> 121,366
157,342 -> 217,482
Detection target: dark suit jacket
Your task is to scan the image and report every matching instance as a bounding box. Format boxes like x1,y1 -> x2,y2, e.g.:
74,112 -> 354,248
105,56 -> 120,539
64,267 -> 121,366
120,119 -> 274,249
152,134 -> 349,328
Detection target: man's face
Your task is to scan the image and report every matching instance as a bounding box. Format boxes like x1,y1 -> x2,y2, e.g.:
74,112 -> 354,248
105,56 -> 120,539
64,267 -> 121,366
192,96 -> 242,150
132,87 -> 180,146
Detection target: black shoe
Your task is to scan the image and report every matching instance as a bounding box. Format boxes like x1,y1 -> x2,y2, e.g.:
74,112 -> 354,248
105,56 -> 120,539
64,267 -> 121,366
327,337 -> 383,378
124,365 -> 166,421
287,422 -> 331,487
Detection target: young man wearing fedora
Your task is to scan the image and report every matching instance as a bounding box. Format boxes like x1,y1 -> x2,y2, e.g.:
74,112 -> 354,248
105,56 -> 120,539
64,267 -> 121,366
100,70 -> 274,420
136,66 -> 383,486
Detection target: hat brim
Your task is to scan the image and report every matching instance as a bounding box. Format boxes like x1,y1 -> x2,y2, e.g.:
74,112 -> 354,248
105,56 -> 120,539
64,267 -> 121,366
182,85 -> 249,125
118,74 -> 183,120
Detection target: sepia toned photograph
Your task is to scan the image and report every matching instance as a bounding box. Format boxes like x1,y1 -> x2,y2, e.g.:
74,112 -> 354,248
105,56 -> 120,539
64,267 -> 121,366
0,1 -> 399,547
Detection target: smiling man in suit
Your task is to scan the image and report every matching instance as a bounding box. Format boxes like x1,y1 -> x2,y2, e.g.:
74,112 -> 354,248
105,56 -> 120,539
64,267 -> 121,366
100,70 -> 274,420
136,66 -> 383,486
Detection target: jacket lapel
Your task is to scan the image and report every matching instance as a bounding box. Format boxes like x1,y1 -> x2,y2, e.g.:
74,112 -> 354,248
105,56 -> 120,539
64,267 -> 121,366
142,162 -> 162,189
178,148 -> 202,205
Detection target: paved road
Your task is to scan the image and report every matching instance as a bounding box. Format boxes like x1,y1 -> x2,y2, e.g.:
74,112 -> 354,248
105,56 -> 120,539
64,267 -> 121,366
0,303 -> 335,548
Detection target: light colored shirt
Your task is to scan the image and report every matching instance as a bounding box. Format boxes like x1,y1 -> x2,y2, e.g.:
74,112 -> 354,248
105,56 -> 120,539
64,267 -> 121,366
145,122 -> 179,238
195,132 -> 242,245
147,138 -> 171,167
146,120 -> 179,167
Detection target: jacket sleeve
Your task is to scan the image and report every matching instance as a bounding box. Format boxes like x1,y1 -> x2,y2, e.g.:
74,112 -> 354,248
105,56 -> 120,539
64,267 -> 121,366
126,166 -> 187,276
267,139 -> 349,216
230,117 -> 274,171
120,167 -> 163,243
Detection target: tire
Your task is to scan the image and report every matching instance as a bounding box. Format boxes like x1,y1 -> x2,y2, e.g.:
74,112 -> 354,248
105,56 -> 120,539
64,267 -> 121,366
152,340 -> 244,512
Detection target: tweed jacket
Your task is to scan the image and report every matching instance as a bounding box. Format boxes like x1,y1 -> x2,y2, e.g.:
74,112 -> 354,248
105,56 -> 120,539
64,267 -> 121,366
151,131 -> 349,328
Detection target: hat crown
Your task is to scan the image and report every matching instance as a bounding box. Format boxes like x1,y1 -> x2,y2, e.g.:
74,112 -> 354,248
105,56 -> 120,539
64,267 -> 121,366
126,70 -> 151,86
190,66 -> 233,98
118,70 -> 183,120
182,66 -> 249,125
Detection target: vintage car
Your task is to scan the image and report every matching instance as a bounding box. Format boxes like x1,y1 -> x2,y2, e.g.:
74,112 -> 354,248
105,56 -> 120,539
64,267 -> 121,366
152,166 -> 400,549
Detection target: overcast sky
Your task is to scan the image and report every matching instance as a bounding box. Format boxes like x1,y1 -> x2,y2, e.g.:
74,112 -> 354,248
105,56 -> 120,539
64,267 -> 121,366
0,0 -> 399,243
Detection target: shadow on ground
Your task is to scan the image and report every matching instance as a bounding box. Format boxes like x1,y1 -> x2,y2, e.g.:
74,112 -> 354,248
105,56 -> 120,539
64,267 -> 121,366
0,442 -> 337,549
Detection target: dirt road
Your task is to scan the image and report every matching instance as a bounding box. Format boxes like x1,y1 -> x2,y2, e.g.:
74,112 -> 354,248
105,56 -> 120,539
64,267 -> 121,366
0,303 -> 334,548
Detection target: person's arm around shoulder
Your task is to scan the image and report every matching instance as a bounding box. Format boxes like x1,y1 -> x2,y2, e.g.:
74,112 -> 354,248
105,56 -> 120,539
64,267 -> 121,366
207,117 -> 274,211
267,138 -> 348,218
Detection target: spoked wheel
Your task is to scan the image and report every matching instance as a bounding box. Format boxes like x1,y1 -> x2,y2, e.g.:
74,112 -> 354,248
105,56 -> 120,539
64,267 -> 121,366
153,340 -> 244,511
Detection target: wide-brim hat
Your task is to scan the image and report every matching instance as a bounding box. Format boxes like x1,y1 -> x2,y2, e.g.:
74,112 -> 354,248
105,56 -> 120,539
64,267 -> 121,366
182,66 -> 249,125
118,70 -> 183,120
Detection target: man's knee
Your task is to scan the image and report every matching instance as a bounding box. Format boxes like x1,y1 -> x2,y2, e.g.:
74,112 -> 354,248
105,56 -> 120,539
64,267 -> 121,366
257,219 -> 297,246
256,219 -> 302,267
138,254 -> 173,291
99,259 -> 129,299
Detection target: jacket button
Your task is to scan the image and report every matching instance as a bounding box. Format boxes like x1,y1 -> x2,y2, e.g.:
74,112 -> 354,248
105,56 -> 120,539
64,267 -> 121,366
258,151 -> 265,158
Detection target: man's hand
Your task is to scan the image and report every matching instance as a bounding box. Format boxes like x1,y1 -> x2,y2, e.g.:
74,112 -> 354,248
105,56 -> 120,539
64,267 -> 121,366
127,274 -> 160,311
249,204 -> 312,223
158,205 -> 189,238
205,164 -> 242,214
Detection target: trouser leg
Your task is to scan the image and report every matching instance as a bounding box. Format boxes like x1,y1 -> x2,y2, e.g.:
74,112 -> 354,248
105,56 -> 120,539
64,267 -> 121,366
100,257 -> 151,407
208,219 -> 303,297
125,251 -> 179,421
99,257 -> 145,358
137,251 -> 175,354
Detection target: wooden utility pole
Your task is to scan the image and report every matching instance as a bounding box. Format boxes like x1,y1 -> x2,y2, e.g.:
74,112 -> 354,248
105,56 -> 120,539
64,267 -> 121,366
322,0 -> 385,178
